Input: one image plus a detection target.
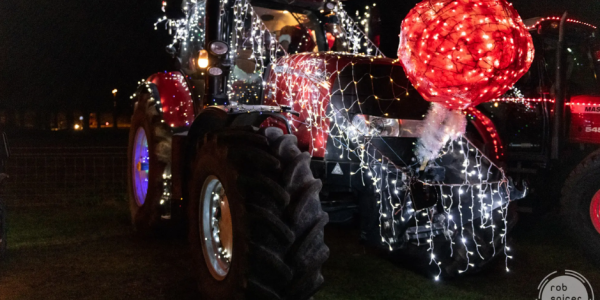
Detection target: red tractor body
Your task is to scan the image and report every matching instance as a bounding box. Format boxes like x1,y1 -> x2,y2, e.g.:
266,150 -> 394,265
568,95 -> 600,144
147,72 -> 195,128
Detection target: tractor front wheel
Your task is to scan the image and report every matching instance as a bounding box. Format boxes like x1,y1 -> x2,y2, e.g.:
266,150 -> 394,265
188,127 -> 329,300
127,88 -> 172,235
561,150 -> 600,266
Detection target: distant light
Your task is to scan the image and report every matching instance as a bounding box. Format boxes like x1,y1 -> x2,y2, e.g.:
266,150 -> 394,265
74,124 -> 80,130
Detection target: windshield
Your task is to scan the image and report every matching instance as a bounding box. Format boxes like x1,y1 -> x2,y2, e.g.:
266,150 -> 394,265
560,37 -> 600,96
227,5 -> 324,104
253,7 -> 320,54
321,5 -> 383,56
534,28 -> 600,97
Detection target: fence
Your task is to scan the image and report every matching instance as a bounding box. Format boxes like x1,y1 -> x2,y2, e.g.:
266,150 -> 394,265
1,147 -> 128,206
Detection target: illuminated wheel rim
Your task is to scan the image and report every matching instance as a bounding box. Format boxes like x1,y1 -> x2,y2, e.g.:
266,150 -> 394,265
132,128 -> 149,207
590,189 -> 600,235
200,176 -> 233,281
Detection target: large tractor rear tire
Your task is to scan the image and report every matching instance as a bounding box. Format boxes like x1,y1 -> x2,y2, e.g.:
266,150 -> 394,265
127,87 -> 172,235
561,150 -> 600,266
188,127 -> 329,300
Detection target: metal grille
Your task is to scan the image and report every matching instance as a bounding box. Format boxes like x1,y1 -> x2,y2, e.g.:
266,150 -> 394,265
1,147 -> 127,206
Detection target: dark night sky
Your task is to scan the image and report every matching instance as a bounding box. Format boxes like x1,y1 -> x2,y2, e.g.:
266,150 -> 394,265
1,0 -> 599,112
0,0 -> 172,112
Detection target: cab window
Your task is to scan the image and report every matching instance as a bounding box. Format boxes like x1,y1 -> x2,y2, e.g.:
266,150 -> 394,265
253,7 -> 320,54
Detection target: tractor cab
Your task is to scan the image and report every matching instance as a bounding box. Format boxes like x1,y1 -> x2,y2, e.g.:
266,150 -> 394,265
163,0 -> 365,110
522,17 -> 600,98
477,16 -> 600,163
473,15 -> 600,267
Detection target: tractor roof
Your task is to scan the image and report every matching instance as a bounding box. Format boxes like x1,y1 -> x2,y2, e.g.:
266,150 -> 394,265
524,16 -> 598,39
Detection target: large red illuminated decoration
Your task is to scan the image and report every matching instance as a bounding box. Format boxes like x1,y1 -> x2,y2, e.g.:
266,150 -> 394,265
399,0 -> 534,108
398,0 -> 534,161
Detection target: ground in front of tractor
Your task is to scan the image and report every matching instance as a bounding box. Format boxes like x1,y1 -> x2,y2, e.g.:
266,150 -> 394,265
0,203 -> 599,300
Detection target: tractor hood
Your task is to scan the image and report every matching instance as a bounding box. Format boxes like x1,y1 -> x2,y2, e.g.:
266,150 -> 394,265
267,52 -> 431,120
329,55 -> 431,120
265,52 -> 503,161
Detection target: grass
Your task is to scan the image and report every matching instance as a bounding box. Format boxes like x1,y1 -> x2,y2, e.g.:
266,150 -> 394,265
0,201 -> 598,300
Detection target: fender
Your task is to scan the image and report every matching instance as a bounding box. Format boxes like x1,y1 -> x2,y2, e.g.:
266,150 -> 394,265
186,107 -> 292,160
186,108 -> 229,161
466,106 -> 504,161
147,71 -> 195,129
181,107 -> 292,207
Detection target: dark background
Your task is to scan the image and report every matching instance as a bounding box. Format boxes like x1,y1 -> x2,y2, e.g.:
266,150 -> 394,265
1,0 -> 599,115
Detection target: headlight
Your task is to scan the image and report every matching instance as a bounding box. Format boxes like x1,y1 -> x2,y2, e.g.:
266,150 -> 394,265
346,115 -> 423,139
208,67 -> 223,76
197,50 -> 209,68
208,41 -> 229,56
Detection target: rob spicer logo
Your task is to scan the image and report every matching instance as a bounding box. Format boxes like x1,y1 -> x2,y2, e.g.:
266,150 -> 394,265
538,270 -> 595,300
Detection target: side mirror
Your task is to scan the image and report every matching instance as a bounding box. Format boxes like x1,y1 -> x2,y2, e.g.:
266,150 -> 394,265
0,132 -> 10,160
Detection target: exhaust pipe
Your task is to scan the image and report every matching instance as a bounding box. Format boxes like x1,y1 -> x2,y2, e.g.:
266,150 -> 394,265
551,11 -> 568,160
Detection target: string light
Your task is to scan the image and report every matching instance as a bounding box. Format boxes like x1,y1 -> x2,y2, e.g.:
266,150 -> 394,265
526,16 -> 597,31
398,0 -> 535,110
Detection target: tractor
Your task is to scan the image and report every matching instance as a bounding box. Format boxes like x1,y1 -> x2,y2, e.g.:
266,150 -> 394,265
0,129 -> 9,259
476,13 -> 600,266
127,0 -> 527,297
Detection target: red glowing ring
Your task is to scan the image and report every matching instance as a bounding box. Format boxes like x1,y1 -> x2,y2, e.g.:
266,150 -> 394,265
590,189 -> 600,235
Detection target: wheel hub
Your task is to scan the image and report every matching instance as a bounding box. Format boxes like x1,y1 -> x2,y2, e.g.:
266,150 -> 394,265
200,176 -> 233,281
590,189 -> 600,235
132,128 -> 149,207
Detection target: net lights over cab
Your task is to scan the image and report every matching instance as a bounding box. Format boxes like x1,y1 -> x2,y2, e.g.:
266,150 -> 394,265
398,0 -> 534,110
